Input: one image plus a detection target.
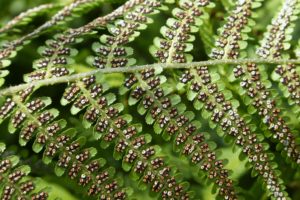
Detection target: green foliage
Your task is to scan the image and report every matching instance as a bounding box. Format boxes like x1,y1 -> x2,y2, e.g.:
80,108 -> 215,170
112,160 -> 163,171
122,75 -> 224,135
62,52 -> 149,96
0,0 -> 300,199
0,142 -> 49,200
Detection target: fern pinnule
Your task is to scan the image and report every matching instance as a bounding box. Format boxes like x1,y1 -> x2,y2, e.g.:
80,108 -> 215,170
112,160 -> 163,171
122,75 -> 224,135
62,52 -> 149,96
273,62 -> 300,107
0,88 -> 127,199
151,0 -> 212,64
211,0 -> 261,60
256,0 -> 299,59
232,0 -> 300,165
0,143 -> 49,200
91,0 -> 164,69
0,70 -> 8,87
26,34 -> 78,82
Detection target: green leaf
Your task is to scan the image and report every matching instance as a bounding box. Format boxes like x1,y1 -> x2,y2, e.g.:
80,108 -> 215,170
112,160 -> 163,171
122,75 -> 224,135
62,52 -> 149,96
55,165 -> 65,177
17,165 -> 31,175
0,143 -> 5,153
153,121 -> 163,134
122,159 -> 133,172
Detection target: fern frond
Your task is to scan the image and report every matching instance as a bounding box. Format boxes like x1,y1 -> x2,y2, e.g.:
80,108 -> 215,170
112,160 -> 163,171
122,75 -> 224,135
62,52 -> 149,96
61,75 -> 191,198
1,0 -> 300,199
89,0 -> 237,198
0,142 -> 49,200
0,89 -> 127,198
0,4 -> 58,35
25,0 -> 145,82
144,1 -> 238,198
231,0 -> 300,165
55,1 -> 193,198
179,65 -> 288,199
0,0 -> 104,78
268,3 -> 300,111
121,68 -> 237,199
177,1 -> 290,199
2,2 -> 177,198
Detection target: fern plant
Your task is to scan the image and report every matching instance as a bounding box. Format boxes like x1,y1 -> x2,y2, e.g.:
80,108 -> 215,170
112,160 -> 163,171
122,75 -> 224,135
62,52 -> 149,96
0,0 -> 300,199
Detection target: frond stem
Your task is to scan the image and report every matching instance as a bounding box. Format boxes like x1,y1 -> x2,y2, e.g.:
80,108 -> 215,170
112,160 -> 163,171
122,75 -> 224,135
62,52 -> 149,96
1,58 -> 300,96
